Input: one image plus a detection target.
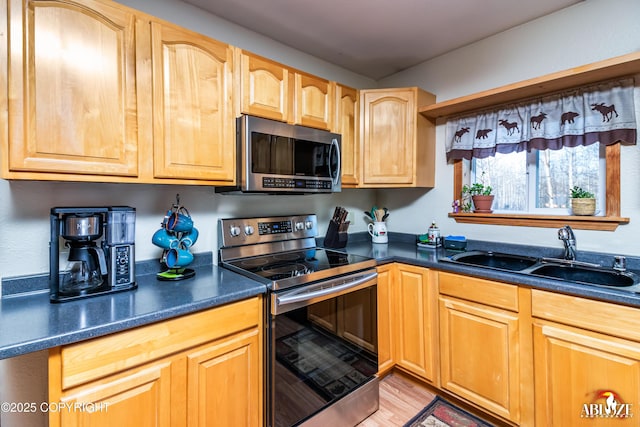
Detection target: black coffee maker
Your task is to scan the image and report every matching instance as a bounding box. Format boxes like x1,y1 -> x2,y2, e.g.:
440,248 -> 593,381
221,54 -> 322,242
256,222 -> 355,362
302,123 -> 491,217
49,207 -> 137,302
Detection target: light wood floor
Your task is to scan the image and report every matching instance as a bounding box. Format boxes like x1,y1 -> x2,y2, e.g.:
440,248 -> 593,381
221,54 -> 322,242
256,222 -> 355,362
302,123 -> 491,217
357,372 -> 437,426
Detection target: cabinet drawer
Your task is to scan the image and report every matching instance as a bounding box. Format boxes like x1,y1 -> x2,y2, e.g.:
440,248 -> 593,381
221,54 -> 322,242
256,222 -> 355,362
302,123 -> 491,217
58,297 -> 261,389
438,272 -> 518,311
531,290 -> 640,341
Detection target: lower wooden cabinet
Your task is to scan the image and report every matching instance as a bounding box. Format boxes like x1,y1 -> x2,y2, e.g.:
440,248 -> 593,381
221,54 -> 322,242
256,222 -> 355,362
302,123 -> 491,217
376,264 -> 394,375
49,297 -> 263,427
393,264 -> 439,383
532,290 -> 640,427
376,263 -> 438,382
186,328 -> 262,427
379,267 -> 639,426
438,272 -> 532,425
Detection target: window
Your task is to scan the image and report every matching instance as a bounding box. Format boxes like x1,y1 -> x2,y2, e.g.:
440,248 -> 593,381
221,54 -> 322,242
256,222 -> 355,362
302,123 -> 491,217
471,143 -> 605,215
451,143 -> 626,231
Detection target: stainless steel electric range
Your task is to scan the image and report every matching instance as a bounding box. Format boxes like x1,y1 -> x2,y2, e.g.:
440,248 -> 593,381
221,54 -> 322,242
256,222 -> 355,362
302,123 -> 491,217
219,214 -> 379,427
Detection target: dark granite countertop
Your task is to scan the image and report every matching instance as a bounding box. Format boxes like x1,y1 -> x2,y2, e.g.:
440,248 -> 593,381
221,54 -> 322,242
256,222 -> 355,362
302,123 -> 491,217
342,232 -> 640,309
0,255 -> 266,360
2,235 -> 639,360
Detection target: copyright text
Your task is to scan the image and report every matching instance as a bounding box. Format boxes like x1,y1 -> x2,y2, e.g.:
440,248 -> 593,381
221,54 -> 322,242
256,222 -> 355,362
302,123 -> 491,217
1,401 -> 109,413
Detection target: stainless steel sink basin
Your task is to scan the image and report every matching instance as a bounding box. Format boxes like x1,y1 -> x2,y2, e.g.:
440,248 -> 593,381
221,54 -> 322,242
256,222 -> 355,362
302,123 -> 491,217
443,250 -> 640,292
527,263 -> 640,288
447,251 -> 539,271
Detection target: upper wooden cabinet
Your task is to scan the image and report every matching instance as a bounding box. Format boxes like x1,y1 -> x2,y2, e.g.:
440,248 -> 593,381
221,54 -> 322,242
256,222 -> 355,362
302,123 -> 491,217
3,0 -> 140,178
236,50 -> 291,122
150,21 -> 235,182
334,84 -> 359,187
2,0 -> 236,184
236,49 -> 333,130
294,71 -> 333,130
360,87 -> 436,188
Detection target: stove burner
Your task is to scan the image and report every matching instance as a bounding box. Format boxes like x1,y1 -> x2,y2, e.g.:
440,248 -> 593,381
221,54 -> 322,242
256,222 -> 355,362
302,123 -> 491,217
261,263 -> 311,280
274,253 -> 304,261
238,258 -> 270,268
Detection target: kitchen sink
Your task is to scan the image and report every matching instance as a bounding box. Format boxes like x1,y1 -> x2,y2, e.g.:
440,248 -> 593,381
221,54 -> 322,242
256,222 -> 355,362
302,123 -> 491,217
447,251 -> 539,271
527,263 -> 640,288
443,250 -> 640,292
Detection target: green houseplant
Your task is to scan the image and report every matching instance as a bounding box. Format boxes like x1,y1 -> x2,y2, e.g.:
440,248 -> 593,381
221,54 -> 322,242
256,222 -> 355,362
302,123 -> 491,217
462,174 -> 494,213
570,186 -> 596,215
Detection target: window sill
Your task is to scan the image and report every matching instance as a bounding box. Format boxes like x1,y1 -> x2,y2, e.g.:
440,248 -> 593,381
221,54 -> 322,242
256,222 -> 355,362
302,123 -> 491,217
449,213 -> 629,231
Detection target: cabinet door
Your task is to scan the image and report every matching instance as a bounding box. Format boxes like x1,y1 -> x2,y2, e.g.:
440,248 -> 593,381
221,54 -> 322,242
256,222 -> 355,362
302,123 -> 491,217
439,296 -> 520,423
393,265 -> 438,383
186,328 -> 263,427
533,320 -> 640,427
335,84 -> 359,187
53,361 -> 173,427
361,88 -> 416,185
294,73 -> 333,130
151,22 -> 234,182
238,51 -> 290,122
5,0 -> 139,177
376,264 -> 394,375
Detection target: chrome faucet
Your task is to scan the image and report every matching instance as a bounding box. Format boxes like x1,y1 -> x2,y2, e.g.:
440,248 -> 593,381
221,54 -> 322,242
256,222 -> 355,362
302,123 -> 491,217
558,225 -> 577,261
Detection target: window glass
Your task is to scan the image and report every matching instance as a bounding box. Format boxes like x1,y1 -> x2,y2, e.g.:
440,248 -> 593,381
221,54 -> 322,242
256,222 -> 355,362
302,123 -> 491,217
471,144 -> 604,214
535,144 -> 600,209
473,151 -> 527,211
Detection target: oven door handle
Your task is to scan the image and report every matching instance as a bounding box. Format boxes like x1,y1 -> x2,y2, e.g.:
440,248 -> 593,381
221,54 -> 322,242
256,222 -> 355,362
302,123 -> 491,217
274,271 -> 377,313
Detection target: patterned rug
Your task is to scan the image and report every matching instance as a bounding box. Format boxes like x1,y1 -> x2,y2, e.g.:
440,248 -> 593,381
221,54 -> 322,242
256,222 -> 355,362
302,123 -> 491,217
404,396 -> 494,427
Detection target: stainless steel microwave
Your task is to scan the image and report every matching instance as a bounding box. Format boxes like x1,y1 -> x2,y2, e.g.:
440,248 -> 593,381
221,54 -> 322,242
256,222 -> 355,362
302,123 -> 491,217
217,115 -> 341,194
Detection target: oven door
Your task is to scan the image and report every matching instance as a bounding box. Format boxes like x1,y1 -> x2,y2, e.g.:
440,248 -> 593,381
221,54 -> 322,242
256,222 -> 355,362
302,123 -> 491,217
268,270 -> 378,427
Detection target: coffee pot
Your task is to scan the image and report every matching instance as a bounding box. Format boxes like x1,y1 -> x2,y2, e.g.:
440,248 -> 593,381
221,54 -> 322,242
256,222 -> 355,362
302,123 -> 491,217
50,207 -> 137,302
59,213 -> 108,293
62,243 -> 107,292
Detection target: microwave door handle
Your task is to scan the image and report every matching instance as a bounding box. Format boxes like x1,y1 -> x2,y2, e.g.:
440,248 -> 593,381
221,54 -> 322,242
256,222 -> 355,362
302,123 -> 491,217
275,271 -> 377,309
329,138 -> 341,185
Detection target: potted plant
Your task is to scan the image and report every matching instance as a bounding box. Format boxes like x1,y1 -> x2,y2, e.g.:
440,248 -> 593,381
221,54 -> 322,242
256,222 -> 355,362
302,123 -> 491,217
570,186 -> 596,215
462,174 -> 494,213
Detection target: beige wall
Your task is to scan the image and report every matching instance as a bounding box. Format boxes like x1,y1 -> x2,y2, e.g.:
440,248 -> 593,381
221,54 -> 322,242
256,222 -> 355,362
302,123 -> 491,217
377,0 -> 640,256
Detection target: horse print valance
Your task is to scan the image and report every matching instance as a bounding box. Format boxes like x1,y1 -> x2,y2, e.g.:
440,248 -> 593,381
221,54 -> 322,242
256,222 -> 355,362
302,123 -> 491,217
445,78 -> 637,161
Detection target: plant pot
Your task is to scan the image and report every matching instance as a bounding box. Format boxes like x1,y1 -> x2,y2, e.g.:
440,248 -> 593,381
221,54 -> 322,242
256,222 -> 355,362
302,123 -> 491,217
471,195 -> 494,213
571,198 -> 596,215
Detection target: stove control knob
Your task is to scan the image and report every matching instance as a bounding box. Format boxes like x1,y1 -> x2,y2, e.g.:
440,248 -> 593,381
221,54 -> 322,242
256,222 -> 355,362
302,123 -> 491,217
295,222 -> 305,231
244,225 -> 254,235
229,225 -> 241,237
305,220 -> 314,230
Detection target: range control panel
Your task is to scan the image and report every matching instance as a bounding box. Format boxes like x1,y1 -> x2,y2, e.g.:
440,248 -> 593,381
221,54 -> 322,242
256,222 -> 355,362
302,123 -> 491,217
219,215 -> 317,247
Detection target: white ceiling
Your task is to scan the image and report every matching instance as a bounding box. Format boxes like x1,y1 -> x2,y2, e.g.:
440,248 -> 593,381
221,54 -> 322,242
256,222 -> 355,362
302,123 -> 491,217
183,0 -> 582,80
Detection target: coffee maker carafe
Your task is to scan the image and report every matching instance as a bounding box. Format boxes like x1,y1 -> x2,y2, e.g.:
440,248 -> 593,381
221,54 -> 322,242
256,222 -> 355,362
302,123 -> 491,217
61,213 -> 107,293
50,207 -> 137,302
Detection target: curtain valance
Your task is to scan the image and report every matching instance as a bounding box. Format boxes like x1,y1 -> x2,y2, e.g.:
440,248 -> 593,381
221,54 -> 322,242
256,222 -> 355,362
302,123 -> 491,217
445,78 -> 637,161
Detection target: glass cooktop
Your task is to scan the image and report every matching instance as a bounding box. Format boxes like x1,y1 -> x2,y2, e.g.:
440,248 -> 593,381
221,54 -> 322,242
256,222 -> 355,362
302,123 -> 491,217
224,248 -> 375,290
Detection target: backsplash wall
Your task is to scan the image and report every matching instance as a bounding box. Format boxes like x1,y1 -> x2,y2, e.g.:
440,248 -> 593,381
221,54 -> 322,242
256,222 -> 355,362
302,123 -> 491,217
0,180 -> 376,281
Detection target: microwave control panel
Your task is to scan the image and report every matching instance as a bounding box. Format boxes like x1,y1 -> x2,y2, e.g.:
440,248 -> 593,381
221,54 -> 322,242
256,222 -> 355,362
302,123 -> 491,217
263,177 -> 332,190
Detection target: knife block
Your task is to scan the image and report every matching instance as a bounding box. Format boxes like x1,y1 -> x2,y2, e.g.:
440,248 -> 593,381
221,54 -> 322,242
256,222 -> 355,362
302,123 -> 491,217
324,219 -> 348,249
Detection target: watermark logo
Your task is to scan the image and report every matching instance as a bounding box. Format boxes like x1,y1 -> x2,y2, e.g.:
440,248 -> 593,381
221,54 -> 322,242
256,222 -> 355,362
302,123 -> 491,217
581,390 -> 633,419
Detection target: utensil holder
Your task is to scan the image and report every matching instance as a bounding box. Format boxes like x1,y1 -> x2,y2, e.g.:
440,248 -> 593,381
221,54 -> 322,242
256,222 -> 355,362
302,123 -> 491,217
324,219 -> 348,249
